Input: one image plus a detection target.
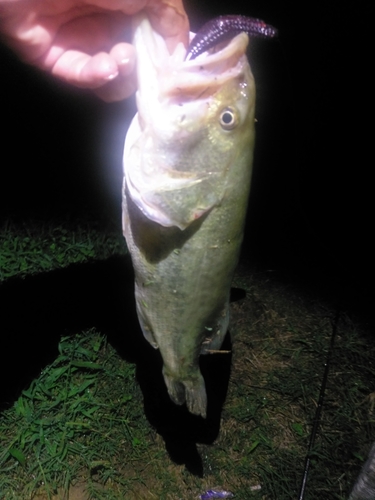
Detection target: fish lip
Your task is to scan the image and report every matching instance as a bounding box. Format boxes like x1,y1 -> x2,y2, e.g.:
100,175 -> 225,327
167,32 -> 250,99
133,14 -> 249,102
183,30 -> 248,67
167,33 -> 248,99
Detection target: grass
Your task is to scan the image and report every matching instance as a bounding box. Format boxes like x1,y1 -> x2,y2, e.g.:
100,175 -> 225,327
0,214 -> 125,280
0,213 -> 374,499
0,329 -> 149,499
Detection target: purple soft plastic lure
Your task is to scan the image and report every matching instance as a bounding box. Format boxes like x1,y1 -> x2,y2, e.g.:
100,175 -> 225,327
186,15 -> 277,60
200,490 -> 234,500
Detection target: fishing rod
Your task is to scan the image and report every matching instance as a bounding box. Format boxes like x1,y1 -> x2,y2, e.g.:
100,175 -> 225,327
298,311 -> 340,500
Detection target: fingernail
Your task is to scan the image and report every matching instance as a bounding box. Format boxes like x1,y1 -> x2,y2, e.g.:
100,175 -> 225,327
105,71 -> 119,81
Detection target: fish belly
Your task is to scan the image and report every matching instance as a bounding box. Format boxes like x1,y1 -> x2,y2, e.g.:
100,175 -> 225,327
123,177 -> 248,418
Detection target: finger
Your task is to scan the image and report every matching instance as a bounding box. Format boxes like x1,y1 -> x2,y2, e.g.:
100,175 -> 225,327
93,43 -> 137,102
51,50 -> 118,88
146,0 -> 189,52
50,41 -> 136,95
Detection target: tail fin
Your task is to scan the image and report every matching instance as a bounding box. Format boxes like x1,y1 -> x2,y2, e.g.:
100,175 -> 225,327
163,369 -> 207,418
349,442 -> 375,500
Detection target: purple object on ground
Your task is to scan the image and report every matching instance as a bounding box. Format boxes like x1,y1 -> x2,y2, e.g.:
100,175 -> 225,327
200,490 -> 234,499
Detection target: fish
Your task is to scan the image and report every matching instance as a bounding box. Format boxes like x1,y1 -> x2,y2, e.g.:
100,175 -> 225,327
122,14 -> 256,418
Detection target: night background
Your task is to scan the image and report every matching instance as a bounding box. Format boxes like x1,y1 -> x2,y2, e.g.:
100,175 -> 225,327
0,1 -> 373,498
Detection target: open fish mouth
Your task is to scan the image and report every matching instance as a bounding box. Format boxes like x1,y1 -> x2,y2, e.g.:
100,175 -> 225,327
131,15 -> 250,113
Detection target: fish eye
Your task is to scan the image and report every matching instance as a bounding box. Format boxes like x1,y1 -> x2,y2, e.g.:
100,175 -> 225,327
219,107 -> 238,130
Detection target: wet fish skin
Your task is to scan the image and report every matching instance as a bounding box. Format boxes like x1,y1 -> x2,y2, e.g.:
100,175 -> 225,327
122,16 -> 255,418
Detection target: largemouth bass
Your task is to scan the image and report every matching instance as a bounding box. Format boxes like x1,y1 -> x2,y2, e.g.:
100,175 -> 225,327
122,15 -> 255,418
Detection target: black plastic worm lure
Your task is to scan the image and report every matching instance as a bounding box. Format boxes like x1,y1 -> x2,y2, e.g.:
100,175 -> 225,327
186,15 -> 278,60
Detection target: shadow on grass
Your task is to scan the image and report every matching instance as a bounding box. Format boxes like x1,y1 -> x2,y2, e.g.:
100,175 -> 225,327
0,255 -> 135,407
0,254 -> 232,475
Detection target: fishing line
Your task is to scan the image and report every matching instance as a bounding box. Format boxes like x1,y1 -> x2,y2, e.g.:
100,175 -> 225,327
298,310 -> 340,500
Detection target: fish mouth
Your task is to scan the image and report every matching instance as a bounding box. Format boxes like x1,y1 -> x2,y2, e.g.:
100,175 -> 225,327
124,15 -> 253,229
132,14 -> 249,104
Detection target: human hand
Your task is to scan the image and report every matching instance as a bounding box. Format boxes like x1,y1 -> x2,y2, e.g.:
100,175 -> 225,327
0,0 -> 189,101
